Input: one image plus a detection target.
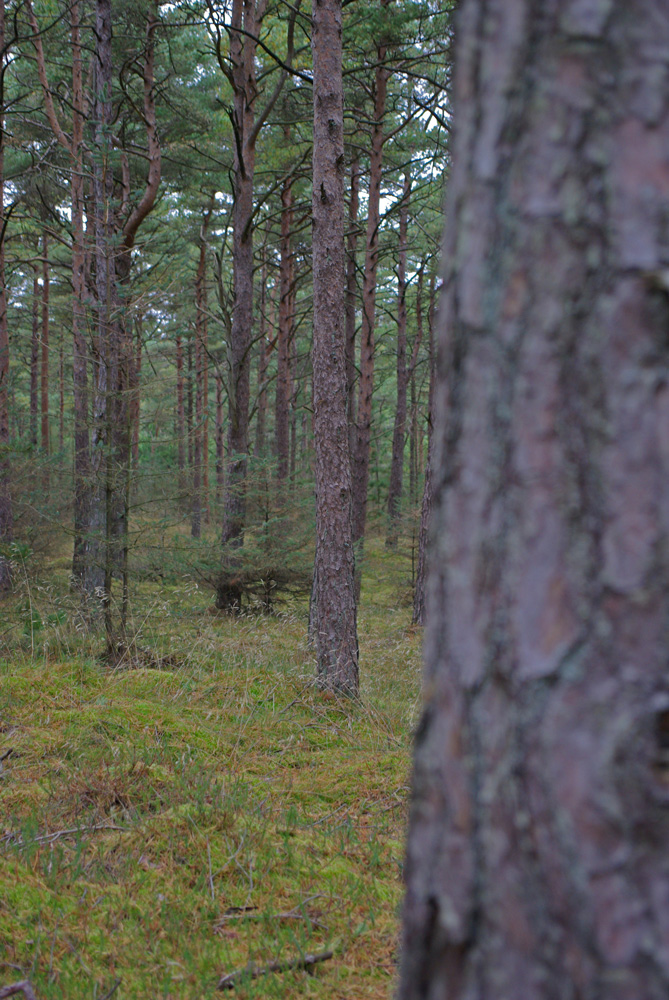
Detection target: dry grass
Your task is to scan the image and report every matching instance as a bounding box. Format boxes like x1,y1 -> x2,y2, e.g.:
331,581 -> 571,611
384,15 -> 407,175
0,535 -> 422,999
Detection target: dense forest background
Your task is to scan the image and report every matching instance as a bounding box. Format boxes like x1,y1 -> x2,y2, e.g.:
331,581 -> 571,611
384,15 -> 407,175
0,4 -> 451,993
0,0 -> 451,645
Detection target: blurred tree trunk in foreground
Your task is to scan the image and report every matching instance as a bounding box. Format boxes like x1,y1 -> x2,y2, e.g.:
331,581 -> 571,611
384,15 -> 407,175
401,2 -> 669,997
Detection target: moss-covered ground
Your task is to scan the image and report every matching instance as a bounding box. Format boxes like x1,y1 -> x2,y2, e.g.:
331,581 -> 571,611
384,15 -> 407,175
0,536 -> 422,999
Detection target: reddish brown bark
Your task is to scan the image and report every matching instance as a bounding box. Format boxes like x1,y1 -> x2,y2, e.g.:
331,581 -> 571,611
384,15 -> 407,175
401,3 -> 669,997
351,15 -> 389,558
0,0 -> 11,592
386,168 -> 411,547
311,0 -> 358,692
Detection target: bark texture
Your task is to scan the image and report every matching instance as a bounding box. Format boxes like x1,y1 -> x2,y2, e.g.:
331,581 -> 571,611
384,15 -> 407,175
311,0 -> 358,693
386,168 -> 411,547
0,0 -> 10,593
351,18 -> 389,554
217,0 -> 260,606
401,3 -> 669,998
276,160 -> 294,483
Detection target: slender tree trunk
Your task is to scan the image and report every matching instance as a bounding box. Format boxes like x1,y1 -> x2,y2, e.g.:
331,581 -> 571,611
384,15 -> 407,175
217,0 -> 257,608
131,319 -> 141,468
345,153 -> 360,452
58,330 -> 64,451
276,159 -> 293,483
401,3 -> 669,996
254,254 -> 269,459
40,232 -> 50,459
412,270 -> 435,626
215,0 -> 297,608
215,372 -> 224,502
193,205 -> 212,537
193,275 -> 204,538
0,0 -> 11,592
176,332 -> 185,486
30,267 -> 39,448
71,0 -> 89,584
386,168 -> 410,548
86,0 -> 115,607
351,20 -> 389,564
311,0 -> 358,693
187,330 -> 193,470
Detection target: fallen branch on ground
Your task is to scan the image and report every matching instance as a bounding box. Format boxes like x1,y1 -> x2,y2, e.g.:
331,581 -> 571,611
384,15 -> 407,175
217,950 -> 334,990
1,824 -> 128,848
0,981 -> 38,1000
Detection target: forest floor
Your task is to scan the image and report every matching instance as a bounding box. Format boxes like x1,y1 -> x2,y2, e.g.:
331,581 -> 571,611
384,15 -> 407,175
0,533 -> 422,1000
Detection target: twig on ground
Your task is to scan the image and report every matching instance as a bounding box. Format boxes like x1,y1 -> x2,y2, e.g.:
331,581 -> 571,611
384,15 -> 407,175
217,949 -> 334,990
1,824 -> 128,848
98,978 -> 121,1000
0,981 -> 39,1000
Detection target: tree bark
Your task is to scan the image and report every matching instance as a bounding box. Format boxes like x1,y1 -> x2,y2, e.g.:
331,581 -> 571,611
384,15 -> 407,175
40,231 -> 50,459
254,252 -> 269,460
351,16 -> 389,562
276,154 -> 294,483
29,267 -> 39,448
176,332 -> 185,486
386,168 -> 411,548
71,0 -> 89,583
345,153 -> 360,453
311,0 -> 358,693
400,3 -> 669,997
412,270 -> 435,627
215,372 -> 224,502
216,0 -> 258,607
0,0 -> 11,593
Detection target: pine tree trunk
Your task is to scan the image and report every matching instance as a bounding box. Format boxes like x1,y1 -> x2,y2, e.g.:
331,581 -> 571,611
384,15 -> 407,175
30,267 -> 39,448
412,271 -> 435,627
351,21 -> 389,560
71,0 -> 89,584
40,231 -> 50,459
58,331 -> 64,451
311,0 -> 358,693
254,253 -> 269,459
131,320 -> 141,468
345,154 -> 360,453
386,168 -> 410,548
0,0 -> 11,593
276,163 -> 293,483
401,3 -> 669,996
176,333 -> 185,486
186,330 -> 193,470
217,0 -> 257,608
215,372 -> 224,502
